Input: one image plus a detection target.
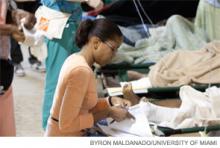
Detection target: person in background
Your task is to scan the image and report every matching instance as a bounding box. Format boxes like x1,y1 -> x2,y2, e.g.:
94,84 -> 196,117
15,0 -> 45,72
195,0 -> 220,41
0,0 -> 36,136
10,0 -> 43,77
45,18 -> 134,136
40,0 -> 104,130
0,0 -> 16,136
10,36 -> 26,77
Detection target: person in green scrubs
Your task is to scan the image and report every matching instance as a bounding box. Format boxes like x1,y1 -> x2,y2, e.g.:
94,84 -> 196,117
41,0 -> 103,129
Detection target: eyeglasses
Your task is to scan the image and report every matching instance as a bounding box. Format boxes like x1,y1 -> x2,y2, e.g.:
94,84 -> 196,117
104,41 -> 117,52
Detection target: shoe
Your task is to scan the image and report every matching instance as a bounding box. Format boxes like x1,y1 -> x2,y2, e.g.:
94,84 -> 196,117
28,55 -> 39,65
14,64 -> 25,77
37,63 -> 46,73
31,62 -> 46,73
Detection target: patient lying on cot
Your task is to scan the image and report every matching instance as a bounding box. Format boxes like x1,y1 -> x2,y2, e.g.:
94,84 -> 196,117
111,41 -> 220,90
122,83 -> 180,107
122,84 -> 220,129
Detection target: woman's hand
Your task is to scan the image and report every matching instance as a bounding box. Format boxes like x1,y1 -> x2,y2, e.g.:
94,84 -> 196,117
91,98 -> 134,123
108,106 -> 134,122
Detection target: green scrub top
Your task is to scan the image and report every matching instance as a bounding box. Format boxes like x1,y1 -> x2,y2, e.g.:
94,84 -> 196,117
41,0 -> 82,129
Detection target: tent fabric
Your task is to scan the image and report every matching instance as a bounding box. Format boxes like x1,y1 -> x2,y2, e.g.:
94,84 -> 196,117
100,0 -> 199,26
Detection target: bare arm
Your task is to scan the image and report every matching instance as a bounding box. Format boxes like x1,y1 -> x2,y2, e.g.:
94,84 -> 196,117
58,67 -> 94,133
90,99 -> 110,123
0,24 -> 16,35
0,0 -> 8,24
0,24 -> 25,42
91,97 -> 133,123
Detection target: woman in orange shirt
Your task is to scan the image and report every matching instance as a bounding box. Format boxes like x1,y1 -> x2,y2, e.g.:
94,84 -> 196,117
45,18 -> 133,136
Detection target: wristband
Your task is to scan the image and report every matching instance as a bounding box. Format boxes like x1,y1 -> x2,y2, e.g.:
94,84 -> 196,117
108,96 -> 114,106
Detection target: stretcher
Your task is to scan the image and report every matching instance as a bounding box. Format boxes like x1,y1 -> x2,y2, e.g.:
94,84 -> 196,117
96,62 -> 155,81
97,63 -> 220,99
144,83 -> 220,99
152,124 -> 220,136
102,84 -> 220,136
96,63 -> 220,136
97,62 -> 220,99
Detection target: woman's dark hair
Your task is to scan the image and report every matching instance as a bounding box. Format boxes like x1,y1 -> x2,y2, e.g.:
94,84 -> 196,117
75,18 -> 122,48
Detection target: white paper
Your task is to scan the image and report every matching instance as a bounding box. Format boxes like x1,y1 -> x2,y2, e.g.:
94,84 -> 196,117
21,23 -> 44,47
98,102 -> 153,137
35,6 -> 71,39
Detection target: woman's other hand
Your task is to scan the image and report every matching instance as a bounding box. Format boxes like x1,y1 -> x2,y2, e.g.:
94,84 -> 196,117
110,96 -> 131,107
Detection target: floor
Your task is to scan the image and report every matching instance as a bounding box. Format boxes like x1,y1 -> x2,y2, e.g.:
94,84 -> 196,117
13,46 -> 44,136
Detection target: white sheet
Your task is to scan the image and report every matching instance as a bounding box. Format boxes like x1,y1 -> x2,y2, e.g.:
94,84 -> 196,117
107,77 -> 151,96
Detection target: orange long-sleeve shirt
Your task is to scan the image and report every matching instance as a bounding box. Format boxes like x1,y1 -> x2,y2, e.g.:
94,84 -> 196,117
45,54 -> 108,136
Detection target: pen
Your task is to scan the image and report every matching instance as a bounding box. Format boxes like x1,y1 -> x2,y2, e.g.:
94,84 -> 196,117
109,119 -> 116,124
109,104 -> 136,124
